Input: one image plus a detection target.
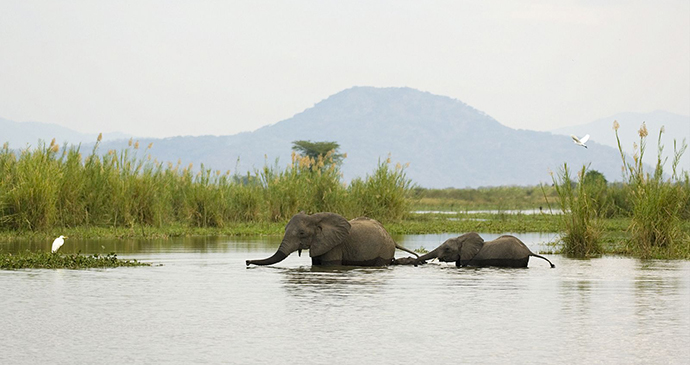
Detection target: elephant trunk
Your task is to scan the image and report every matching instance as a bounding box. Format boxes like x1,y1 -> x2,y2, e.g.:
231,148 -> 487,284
246,250 -> 288,266
417,247 -> 439,262
246,237 -> 299,266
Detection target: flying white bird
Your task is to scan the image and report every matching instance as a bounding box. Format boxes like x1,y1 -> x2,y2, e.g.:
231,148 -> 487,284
571,134 -> 590,148
51,235 -> 67,253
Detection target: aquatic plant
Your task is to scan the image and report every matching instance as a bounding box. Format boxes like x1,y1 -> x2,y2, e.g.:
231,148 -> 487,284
551,164 -> 602,257
615,121 -> 690,258
0,251 -> 150,269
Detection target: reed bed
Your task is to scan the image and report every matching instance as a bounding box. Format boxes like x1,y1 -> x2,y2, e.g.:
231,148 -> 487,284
0,138 -> 412,233
550,164 -> 602,256
549,121 -> 689,258
615,122 -> 690,258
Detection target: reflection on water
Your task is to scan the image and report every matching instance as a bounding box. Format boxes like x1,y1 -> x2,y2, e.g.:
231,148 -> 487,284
1,234 -> 689,365
1,235 -> 282,254
280,267 -> 393,311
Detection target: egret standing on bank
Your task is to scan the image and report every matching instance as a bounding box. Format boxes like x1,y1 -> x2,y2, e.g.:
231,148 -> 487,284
51,235 -> 67,253
571,134 -> 590,148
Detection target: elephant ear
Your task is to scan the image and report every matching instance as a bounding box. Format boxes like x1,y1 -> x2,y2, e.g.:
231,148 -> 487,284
459,232 -> 484,262
309,213 -> 351,257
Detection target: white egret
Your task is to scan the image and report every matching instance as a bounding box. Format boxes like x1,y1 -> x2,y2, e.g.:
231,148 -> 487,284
571,134 -> 590,148
51,235 -> 67,253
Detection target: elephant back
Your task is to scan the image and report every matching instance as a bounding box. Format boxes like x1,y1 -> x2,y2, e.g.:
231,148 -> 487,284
478,235 -> 531,260
342,217 -> 396,260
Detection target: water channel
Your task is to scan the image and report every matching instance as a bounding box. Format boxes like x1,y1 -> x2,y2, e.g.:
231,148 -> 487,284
1,233 -> 688,364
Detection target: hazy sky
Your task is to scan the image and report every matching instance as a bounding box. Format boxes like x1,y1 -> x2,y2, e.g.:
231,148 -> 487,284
1,0 -> 688,138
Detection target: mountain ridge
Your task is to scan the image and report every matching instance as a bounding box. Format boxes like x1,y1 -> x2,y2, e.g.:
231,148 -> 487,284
3,87 -> 685,187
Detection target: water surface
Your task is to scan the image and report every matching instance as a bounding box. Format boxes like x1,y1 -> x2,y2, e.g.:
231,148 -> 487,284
1,233 -> 688,364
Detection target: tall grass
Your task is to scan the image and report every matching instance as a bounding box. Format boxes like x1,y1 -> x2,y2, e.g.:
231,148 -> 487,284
348,158 -> 413,221
547,121 -> 689,259
0,139 -> 412,232
551,163 -> 602,256
615,121 -> 690,258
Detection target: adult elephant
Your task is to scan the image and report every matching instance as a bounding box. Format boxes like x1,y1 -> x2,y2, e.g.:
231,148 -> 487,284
246,212 -> 418,267
415,232 -> 555,268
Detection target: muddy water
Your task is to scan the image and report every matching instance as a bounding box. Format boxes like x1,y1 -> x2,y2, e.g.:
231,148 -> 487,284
1,233 -> 688,364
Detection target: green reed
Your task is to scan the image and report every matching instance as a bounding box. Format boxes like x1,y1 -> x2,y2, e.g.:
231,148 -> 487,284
348,158 -> 413,221
615,121 -> 689,259
551,163 -> 602,256
0,138 -> 413,233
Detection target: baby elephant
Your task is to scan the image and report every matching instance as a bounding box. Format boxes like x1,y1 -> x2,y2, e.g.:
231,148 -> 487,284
415,233 -> 555,268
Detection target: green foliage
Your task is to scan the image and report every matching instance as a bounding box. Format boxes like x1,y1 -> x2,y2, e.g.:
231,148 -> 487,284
291,140 -> 345,167
348,158 -> 412,222
0,138 -> 413,232
0,251 -> 149,269
615,122 -> 690,259
551,164 -> 602,256
582,170 -> 621,218
260,152 -> 347,221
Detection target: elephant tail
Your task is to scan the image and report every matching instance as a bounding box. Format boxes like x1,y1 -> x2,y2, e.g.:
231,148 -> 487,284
531,254 -> 555,268
395,243 -> 420,258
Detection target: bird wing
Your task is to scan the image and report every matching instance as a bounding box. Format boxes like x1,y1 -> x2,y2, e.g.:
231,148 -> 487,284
571,135 -> 580,143
51,237 -> 63,252
580,134 -> 590,144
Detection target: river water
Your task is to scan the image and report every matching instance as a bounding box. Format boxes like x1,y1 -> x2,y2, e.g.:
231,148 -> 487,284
1,233 -> 689,364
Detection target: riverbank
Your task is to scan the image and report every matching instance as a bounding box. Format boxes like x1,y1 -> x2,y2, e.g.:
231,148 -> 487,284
0,212 -> 572,240
0,212 -> 662,257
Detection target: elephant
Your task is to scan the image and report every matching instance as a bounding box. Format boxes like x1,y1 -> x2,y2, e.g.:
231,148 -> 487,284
246,212 -> 418,267
414,232 -> 555,268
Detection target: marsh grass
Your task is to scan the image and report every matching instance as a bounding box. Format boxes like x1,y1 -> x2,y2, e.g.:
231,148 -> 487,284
0,251 -> 149,269
0,139 -> 412,233
348,158 -> 412,221
615,121 -> 690,259
411,185 -> 558,212
550,164 -> 602,256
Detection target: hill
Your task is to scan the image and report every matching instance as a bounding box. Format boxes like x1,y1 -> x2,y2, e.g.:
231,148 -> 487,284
90,87 -> 633,188
0,117 -> 131,147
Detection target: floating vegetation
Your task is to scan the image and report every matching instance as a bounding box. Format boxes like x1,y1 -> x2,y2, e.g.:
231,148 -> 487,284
0,251 -> 150,270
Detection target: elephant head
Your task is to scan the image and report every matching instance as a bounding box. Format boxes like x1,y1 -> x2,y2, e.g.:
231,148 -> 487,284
246,212 -> 351,266
417,232 -> 484,264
